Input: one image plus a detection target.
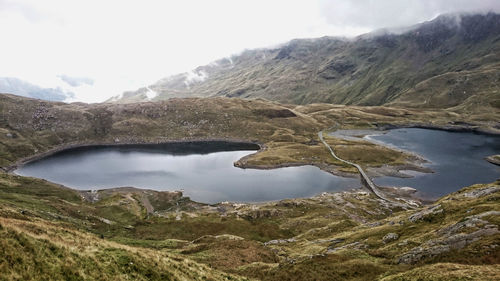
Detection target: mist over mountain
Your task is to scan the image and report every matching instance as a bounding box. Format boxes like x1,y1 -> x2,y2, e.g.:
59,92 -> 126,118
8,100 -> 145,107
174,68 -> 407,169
0,77 -> 74,102
114,12 -> 500,112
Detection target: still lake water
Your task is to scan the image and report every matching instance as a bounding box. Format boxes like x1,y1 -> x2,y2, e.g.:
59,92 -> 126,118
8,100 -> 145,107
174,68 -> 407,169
15,142 -> 360,203
15,129 -> 500,203
368,128 -> 500,199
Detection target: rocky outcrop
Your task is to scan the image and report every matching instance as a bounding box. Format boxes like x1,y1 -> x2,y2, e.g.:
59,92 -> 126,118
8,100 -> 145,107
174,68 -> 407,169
264,238 -> 297,246
408,204 -> 443,223
398,226 -> 499,264
242,208 -> 281,220
438,211 -> 500,236
462,186 -> 500,198
399,210 -> 500,264
485,155 -> 500,166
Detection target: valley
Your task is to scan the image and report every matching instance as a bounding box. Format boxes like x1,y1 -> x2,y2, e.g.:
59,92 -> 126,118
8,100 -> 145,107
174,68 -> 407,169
1,9 -> 500,281
1,92 -> 499,280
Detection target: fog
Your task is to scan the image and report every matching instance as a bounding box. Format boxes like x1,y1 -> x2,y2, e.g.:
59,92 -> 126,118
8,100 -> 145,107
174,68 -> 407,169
1,0 -> 499,102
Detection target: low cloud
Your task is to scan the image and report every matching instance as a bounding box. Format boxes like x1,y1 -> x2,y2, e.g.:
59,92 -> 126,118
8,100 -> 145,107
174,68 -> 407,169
318,0 -> 500,32
0,76 -> 74,102
58,74 -> 94,87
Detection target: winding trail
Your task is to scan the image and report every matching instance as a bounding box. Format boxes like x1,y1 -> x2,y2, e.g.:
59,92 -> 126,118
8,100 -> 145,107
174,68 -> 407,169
318,130 -> 388,201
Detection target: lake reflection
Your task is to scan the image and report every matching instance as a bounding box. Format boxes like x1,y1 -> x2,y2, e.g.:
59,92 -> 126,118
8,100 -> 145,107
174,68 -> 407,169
15,142 -> 360,203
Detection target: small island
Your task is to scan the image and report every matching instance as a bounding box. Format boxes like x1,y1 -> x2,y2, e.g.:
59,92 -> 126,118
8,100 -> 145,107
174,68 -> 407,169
486,155 -> 500,166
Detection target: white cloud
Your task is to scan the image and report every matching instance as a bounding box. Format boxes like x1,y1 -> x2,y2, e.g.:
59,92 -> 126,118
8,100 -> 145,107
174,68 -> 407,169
318,0 -> 500,30
0,0 -> 499,102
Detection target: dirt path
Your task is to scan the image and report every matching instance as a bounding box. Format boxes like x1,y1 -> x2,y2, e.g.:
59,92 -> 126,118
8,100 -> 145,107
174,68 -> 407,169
318,130 -> 389,201
140,194 -> 154,214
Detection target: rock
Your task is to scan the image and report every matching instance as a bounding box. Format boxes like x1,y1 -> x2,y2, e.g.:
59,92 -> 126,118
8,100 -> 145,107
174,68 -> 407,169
264,238 -> 296,246
462,186 -> 500,198
327,241 -> 367,253
438,217 -> 488,236
398,225 -> 499,264
472,211 -> 500,218
328,238 -> 345,246
485,155 -> 500,166
399,187 -> 417,193
311,238 -> 344,245
438,211 -> 500,236
408,204 -> 443,223
243,209 -> 280,220
97,217 -> 115,225
383,233 -> 399,243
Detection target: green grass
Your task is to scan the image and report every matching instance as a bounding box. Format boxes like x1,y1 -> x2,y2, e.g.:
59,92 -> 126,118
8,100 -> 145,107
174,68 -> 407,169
0,171 -> 499,280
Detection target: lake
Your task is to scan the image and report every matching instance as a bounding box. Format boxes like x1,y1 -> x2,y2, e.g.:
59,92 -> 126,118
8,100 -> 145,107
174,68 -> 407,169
15,141 -> 360,203
367,128 -> 500,199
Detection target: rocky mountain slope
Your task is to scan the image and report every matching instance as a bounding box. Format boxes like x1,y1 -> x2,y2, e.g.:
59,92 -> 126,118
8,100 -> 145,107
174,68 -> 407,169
113,13 -> 500,113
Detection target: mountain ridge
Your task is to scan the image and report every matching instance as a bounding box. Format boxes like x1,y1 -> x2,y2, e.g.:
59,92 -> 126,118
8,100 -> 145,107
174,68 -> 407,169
112,12 -> 500,112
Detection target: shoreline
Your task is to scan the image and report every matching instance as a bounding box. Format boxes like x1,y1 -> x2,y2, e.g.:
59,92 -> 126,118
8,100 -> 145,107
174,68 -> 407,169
6,137 -> 356,179
374,122 -> 500,136
327,128 -> 432,178
4,137 -> 264,173
74,182 -> 422,207
4,123 -> 498,206
6,121 -> 498,174
485,155 -> 500,166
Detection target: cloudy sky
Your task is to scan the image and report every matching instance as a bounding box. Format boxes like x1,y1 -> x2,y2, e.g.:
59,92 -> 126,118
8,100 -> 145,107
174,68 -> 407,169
1,0 -> 499,103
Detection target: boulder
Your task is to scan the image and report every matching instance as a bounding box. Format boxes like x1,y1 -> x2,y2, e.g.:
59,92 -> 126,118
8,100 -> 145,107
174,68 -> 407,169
383,233 -> 399,243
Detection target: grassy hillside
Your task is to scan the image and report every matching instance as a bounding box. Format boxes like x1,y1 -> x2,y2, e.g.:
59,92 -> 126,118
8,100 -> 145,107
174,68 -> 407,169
114,13 -> 500,114
2,94 -> 498,176
1,170 -> 499,280
1,94 -> 499,279
0,177 -> 245,280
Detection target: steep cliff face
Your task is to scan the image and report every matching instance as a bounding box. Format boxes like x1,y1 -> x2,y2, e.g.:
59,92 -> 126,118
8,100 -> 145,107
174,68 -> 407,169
113,13 -> 500,112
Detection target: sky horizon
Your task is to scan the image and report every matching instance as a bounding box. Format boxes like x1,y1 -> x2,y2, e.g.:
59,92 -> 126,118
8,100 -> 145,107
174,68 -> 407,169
1,0 -> 500,103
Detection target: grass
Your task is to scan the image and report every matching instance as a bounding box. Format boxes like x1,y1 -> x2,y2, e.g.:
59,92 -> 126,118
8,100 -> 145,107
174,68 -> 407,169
1,94 -> 499,280
0,171 -> 499,280
0,216 -> 246,281
324,136 -> 416,168
380,263 -> 500,281
2,94 -> 498,178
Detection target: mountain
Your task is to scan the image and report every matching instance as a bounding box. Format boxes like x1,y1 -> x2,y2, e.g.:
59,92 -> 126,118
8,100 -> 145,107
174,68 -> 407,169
112,13 -> 500,112
0,77 -> 74,102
